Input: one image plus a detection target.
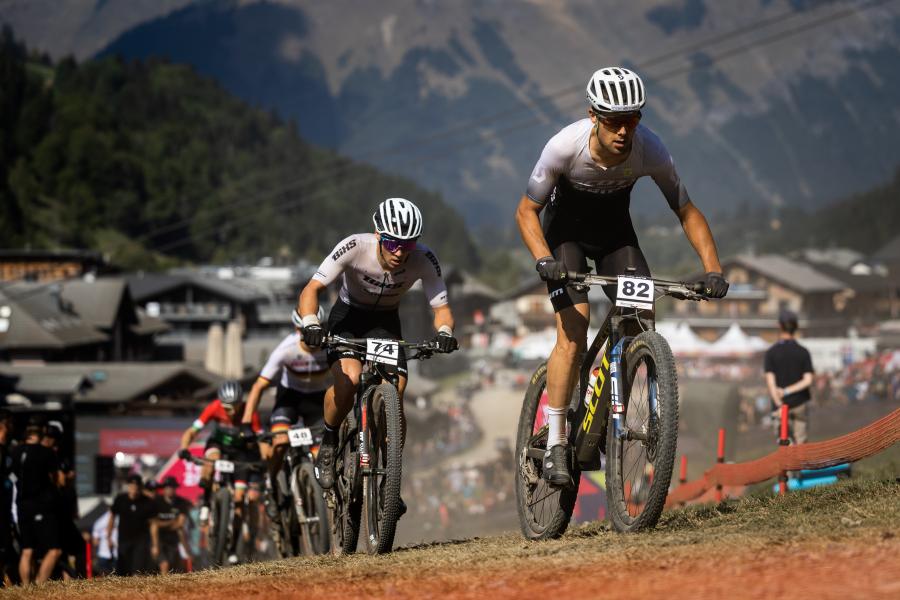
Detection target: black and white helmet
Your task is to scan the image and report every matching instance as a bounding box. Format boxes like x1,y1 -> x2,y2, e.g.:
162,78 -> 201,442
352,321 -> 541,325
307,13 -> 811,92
586,67 -> 645,115
218,380 -> 243,406
372,198 -> 423,240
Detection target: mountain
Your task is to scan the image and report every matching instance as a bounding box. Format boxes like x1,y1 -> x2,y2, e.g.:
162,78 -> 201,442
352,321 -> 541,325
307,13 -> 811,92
0,28 -> 479,270
2,0 -> 900,232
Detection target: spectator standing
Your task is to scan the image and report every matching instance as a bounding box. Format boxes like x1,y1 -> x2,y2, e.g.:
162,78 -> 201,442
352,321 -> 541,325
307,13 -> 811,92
108,474 -> 156,575
90,510 -> 116,576
151,477 -> 190,574
9,422 -> 63,585
41,423 -> 84,579
764,310 -> 815,444
0,410 -> 16,584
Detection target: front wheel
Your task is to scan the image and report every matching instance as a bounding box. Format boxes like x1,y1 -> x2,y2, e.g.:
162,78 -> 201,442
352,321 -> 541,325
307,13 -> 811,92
605,330 -> 679,532
295,461 -> 330,555
514,362 -> 580,540
209,487 -> 233,567
363,383 -> 404,554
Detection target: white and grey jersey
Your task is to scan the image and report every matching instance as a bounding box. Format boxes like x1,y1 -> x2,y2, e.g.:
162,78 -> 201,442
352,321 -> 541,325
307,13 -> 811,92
312,233 -> 449,311
525,120 -> 690,211
259,332 -> 331,393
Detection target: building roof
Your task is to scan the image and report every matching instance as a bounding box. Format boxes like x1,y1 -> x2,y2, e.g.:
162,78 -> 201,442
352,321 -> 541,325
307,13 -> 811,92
0,362 -> 222,404
0,285 -> 109,350
801,261 -> 899,294
732,254 -> 847,293
131,308 -> 171,336
127,273 -> 266,304
60,278 -> 134,329
872,235 -> 900,263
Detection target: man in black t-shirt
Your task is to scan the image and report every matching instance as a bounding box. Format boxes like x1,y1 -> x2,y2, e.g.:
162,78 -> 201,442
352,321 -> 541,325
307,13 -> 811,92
108,474 -> 157,575
764,310 -> 815,444
10,423 -> 63,585
151,476 -> 190,574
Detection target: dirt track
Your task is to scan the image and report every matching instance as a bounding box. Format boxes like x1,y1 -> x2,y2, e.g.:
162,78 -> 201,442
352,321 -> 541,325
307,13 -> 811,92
7,479 -> 900,599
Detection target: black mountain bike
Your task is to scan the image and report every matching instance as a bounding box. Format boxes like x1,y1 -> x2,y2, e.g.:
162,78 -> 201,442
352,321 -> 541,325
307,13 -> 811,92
261,425 -> 330,557
190,455 -> 265,566
321,334 -> 446,555
515,271 -> 706,539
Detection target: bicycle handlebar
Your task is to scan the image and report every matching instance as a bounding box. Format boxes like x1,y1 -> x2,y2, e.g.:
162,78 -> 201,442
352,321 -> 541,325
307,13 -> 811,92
320,334 -> 447,358
564,272 -> 707,301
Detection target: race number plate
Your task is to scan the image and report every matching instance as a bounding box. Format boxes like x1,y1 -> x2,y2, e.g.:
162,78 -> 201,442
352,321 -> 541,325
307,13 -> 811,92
616,276 -> 654,311
366,338 -> 399,365
288,427 -> 313,447
214,460 -> 235,473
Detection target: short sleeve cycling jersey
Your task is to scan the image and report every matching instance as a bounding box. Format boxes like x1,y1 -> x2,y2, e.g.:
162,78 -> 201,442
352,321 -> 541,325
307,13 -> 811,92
259,332 -> 331,393
525,120 -> 690,209
312,233 -> 448,311
525,120 -> 690,249
192,399 -> 262,446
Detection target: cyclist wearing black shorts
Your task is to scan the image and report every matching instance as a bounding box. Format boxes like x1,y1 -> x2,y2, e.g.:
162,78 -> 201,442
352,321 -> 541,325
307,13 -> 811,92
242,309 -> 330,484
178,381 -> 262,564
515,67 -> 729,487
296,198 -> 459,492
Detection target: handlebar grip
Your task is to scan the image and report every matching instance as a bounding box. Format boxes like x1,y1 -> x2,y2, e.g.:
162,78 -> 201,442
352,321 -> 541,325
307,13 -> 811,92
566,271 -> 586,282
688,281 -> 706,294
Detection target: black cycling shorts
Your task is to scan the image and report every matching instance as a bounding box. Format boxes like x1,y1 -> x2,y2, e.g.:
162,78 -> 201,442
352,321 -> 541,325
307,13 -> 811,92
270,385 -> 326,431
547,242 -> 650,312
157,539 -> 182,567
326,301 -> 407,376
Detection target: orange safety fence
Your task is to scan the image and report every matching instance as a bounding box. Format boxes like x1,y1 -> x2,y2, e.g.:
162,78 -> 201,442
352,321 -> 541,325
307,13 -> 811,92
666,407 -> 900,507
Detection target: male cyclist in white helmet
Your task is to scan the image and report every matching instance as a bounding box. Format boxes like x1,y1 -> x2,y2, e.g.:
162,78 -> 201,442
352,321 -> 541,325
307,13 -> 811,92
515,67 -> 729,487
296,198 -> 458,499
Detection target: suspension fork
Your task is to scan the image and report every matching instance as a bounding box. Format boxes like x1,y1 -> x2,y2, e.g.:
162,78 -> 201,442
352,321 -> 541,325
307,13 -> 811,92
610,340 -> 626,440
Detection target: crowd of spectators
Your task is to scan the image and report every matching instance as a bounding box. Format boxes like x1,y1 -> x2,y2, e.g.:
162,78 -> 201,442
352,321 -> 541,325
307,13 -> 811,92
0,414 -> 87,586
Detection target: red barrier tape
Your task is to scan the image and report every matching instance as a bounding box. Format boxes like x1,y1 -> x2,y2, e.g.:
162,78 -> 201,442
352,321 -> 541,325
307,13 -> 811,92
666,407 -> 900,507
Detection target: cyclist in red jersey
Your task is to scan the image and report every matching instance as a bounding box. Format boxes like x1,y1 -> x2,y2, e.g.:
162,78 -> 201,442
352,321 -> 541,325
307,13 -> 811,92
178,381 -> 262,563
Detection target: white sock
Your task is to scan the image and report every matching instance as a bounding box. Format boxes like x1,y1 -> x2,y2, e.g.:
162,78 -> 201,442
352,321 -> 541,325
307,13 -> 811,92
546,406 -> 568,448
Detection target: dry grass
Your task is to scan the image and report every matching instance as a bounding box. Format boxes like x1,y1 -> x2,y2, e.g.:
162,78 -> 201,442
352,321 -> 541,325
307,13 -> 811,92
5,477 -> 899,599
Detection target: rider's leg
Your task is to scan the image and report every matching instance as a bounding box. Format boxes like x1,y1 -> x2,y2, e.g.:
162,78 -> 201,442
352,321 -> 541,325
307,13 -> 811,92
316,359 -> 361,489
229,484 -> 247,557
200,447 -> 221,510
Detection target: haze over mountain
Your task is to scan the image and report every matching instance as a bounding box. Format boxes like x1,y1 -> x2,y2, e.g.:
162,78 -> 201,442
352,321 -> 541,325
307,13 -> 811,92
3,0 -> 899,235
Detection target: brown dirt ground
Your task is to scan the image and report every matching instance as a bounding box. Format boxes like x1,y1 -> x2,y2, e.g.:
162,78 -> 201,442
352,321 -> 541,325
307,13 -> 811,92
5,480 -> 900,600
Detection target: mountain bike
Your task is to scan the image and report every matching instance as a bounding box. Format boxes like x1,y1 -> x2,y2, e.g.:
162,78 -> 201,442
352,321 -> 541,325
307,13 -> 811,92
515,271 -> 706,539
189,454 -> 265,566
261,425 -> 330,557
321,334 -> 447,555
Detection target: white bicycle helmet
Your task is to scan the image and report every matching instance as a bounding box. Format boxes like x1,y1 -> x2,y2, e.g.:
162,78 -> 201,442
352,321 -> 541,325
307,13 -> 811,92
586,67 -> 645,114
372,198 -> 423,240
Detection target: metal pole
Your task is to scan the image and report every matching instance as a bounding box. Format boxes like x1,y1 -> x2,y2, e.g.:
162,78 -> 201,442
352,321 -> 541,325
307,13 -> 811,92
715,428 -> 725,502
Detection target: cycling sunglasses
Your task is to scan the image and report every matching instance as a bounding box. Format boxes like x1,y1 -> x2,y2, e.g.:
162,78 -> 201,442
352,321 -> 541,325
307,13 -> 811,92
380,235 -> 418,253
597,111 -> 641,131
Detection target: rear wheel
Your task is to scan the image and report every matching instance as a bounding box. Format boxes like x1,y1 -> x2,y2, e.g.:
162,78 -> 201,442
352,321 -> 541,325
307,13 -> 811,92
514,363 -> 580,540
605,331 -> 679,532
363,383 -> 403,554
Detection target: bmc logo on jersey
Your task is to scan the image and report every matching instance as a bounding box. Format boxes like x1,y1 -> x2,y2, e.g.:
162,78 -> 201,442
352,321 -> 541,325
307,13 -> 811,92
332,239 -> 357,261
424,251 -> 441,277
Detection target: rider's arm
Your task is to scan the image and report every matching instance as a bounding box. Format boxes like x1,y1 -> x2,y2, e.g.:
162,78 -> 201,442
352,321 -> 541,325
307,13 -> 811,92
298,279 -> 326,321
675,202 -> 723,273
432,304 -> 455,334
180,426 -> 198,450
515,195 -> 553,261
784,372 -> 814,396
150,519 -> 160,553
242,376 -> 272,425
765,371 -> 783,406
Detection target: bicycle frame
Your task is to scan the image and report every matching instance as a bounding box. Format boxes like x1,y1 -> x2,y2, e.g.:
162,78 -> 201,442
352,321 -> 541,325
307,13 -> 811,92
531,273 -> 703,471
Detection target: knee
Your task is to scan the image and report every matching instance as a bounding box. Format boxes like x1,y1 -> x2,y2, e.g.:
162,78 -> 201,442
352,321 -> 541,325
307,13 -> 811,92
553,336 -> 584,360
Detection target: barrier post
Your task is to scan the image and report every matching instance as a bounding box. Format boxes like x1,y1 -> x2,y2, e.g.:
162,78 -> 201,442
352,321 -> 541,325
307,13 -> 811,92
678,455 -> 688,506
778,404 -> 790,496
715,428 -> 725,502
85,539 -> 93,580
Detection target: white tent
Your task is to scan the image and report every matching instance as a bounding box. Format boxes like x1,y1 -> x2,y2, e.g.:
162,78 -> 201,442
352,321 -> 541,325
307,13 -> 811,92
709,323 -> 768,356
655,321 -> 712,355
